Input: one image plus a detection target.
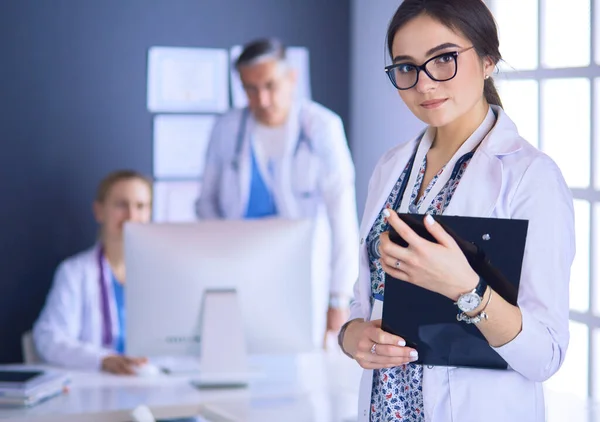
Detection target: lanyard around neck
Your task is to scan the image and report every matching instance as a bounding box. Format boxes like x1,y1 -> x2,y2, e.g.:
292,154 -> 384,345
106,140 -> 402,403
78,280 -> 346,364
97,247 -> 112,348
397,109 -> 496,214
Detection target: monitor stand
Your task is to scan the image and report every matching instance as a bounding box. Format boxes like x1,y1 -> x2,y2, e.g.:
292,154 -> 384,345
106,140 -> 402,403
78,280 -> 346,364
191,289 -> 251,389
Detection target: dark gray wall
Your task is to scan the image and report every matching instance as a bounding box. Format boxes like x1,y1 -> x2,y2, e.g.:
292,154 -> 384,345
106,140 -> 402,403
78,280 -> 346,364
0,1 -> 350,363
350,0 -> 424,216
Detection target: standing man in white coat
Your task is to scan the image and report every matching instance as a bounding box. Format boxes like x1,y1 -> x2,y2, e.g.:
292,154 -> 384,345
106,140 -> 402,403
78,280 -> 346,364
196,38 -> 359,346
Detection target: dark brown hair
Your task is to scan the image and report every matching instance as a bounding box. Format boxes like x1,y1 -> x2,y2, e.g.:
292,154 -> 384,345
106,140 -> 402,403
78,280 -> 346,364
95,170 -> 152,203
386,0 -> 503,107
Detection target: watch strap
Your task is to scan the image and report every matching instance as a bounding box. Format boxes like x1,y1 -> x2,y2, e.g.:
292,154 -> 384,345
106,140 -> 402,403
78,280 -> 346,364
473,276 -> 488,298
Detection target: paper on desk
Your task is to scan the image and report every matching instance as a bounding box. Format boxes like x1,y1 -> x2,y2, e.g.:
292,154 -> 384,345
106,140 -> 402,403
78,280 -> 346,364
131,405 -> 156,422
230,46 -> 312,108
153,181 -> 201,223
147,46 -> 229,113
153,114 -> 216,179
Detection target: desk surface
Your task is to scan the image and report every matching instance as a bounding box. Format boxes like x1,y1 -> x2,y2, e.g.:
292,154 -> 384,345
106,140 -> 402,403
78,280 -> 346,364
0,366 -> 246,422
0,351 -> 363,422
1,353 -> 598,422
197,350 -> 362,422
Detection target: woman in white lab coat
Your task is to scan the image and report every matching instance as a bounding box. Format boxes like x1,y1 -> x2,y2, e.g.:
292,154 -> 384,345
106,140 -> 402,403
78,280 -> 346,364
338,0 -> 575,421
33,170 -> 153,374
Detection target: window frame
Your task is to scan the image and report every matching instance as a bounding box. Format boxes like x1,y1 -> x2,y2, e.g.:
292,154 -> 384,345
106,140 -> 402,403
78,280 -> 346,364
487,0 -> 599,401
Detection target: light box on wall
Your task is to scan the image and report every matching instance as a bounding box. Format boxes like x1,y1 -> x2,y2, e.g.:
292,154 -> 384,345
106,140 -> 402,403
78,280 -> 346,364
147,46 -> 229,113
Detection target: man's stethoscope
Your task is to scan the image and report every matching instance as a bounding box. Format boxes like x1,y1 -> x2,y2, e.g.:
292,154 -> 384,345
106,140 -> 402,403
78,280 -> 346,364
230,107 -> 312,172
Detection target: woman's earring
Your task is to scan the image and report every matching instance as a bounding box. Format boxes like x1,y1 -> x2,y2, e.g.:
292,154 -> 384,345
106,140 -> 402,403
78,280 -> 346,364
484,74 -> 490,80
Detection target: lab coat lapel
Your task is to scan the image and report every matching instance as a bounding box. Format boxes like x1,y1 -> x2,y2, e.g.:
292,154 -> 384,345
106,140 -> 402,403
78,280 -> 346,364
236,111 -> 254,219
96,244 -> 119,345
443,106 -> 522,217
359,139 -> 418,240
355,139 -> 417,321
442,150 -> 502,218
273,102 -> 303,218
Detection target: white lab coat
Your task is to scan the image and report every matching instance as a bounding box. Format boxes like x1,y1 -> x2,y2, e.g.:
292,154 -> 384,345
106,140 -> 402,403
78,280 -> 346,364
349,106 -> 575,421
197,100 -> 360,344
33,245 -> 119,370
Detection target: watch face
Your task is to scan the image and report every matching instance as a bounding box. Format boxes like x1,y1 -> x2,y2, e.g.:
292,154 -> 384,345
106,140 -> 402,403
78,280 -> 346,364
457,292 -> 481,312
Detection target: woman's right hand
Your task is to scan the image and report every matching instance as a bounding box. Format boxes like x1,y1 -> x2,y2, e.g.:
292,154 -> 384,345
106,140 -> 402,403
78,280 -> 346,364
101,355 -> 147,375
342,319 -> 419,369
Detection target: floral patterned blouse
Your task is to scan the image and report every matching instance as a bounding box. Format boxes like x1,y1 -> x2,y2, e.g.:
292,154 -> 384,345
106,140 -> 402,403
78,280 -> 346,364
367,149 -> 474,421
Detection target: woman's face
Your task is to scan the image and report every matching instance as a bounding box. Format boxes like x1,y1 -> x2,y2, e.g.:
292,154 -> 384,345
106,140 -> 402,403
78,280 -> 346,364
94,178 -> 152,242
390,14 -> 493,127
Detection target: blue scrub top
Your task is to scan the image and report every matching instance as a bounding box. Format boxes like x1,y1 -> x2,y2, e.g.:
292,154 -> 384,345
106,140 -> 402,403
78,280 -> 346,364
111,274 -> 126,355
244,146 -> 278,219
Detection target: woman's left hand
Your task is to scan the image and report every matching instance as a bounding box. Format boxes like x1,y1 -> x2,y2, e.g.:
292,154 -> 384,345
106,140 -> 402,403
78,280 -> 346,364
379,208 -> 479,301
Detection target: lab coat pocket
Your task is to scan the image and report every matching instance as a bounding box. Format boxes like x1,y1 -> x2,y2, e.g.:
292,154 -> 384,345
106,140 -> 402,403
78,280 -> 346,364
293,145 -> 320,196
448,367 -> 539,422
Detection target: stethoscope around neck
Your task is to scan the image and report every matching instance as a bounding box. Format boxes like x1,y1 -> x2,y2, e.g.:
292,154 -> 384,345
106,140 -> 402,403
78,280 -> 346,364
389,130 -> 476,216
230,107 -> 312,172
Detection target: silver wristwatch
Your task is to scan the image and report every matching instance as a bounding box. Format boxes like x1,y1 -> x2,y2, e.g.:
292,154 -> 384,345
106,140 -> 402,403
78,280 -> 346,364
455,277 -> 487,313
457,289 -> 493,325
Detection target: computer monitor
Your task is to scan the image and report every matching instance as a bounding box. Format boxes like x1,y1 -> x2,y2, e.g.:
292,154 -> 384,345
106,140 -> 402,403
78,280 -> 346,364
124,219 -> 315,365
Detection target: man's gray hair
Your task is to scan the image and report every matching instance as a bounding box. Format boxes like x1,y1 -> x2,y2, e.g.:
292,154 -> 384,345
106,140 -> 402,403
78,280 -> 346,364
235,38 -> 287,70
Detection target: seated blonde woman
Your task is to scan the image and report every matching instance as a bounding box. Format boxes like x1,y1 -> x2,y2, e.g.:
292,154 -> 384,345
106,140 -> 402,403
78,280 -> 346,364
34,170 -> 153,375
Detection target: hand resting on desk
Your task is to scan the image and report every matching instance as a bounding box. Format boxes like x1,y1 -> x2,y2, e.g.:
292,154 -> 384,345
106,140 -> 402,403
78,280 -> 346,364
102,355 -> 148,375
342,319 -> 419,370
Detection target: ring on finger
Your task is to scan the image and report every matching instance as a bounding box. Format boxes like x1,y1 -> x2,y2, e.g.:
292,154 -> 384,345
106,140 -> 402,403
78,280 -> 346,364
394,260 -> 401,269
370,343 -> 377,355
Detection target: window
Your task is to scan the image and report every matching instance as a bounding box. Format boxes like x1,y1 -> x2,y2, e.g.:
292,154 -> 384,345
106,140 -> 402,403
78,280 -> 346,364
490,0 -> 598,401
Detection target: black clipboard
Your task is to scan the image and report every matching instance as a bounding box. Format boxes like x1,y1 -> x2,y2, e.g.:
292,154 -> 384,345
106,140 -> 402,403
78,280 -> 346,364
381,213 -> 528,370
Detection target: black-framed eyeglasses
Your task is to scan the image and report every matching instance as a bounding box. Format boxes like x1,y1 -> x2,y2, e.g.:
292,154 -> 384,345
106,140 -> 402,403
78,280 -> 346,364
384,46 -> 475,90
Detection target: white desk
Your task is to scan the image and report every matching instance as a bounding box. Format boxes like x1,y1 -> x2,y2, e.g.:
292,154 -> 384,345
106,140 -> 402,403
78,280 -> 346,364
2,353 -> 596,422
0,352 -> 363,422
199,366 -> 361,422
197,355 -> 600,422
196,351 -> 363,422
0,366 -> 247,422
